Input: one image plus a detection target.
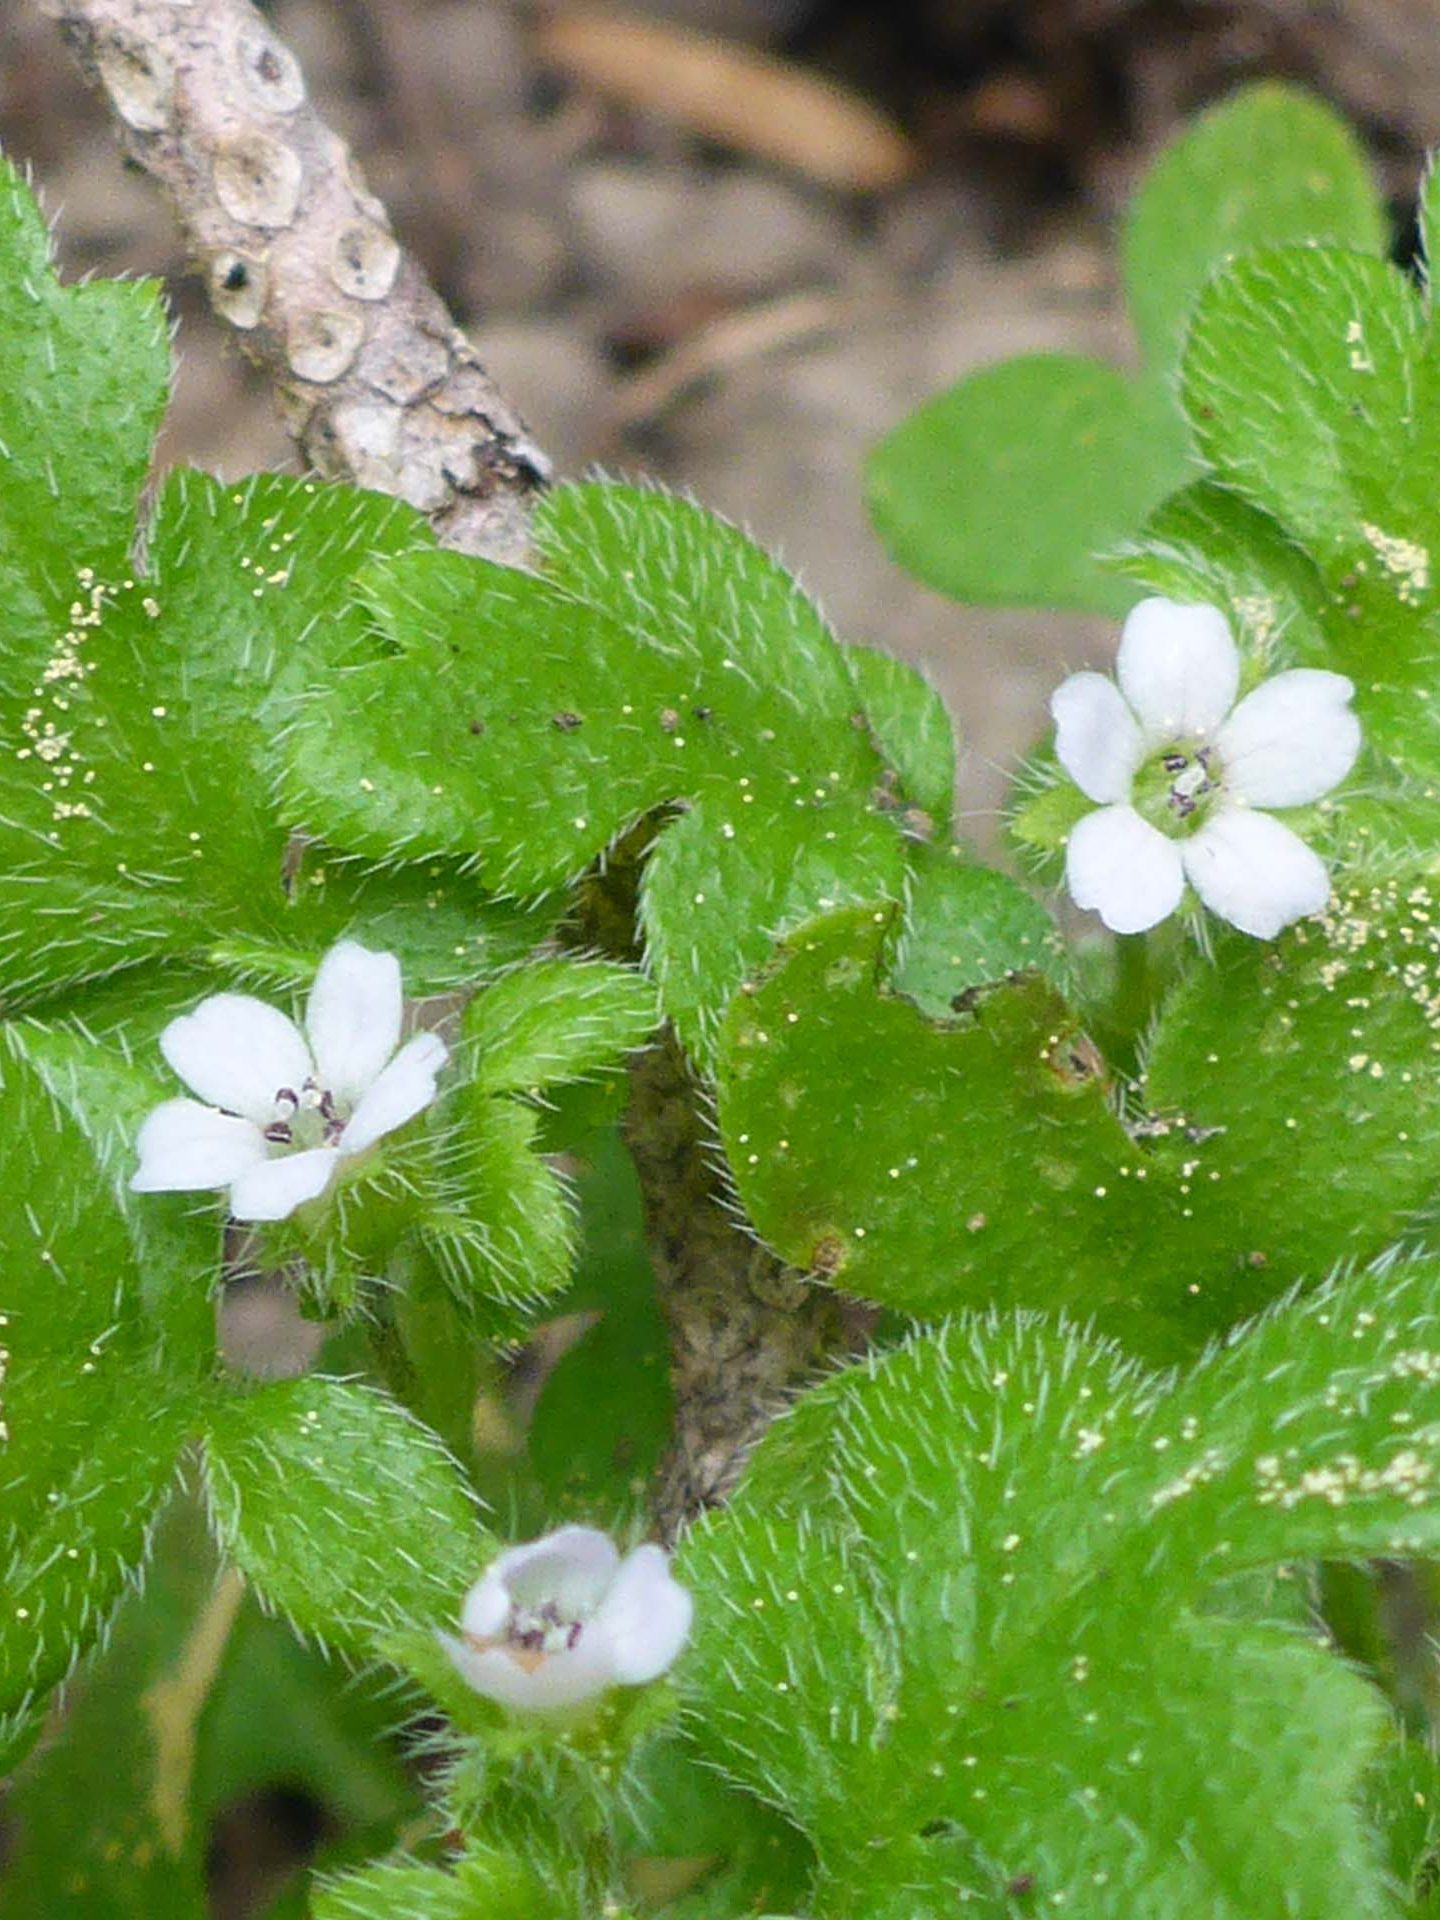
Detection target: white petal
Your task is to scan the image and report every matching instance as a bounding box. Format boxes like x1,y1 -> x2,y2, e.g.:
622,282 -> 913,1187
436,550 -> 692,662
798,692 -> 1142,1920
490,1526 -> 621,1615
227,1146 -> 340,1222
1050,672 -> 1142,804
459,1566 -> 513,1641
592,1544 -> 693,1685
305,941 -> 404,1105
161,995 -> 312,1125
1064,805 -> 1185,935
1215,669 -> 1361,808
340,1031 -> 448,1155
437,1630 -> 616,1712
130,1099 -> 268,1192
1116,597 -> 1239,743
1182,808 -> 1331,939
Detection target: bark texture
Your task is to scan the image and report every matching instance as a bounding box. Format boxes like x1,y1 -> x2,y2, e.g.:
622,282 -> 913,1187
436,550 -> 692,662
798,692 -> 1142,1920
626,1031 -> 838,1539
46,0 -> 547,564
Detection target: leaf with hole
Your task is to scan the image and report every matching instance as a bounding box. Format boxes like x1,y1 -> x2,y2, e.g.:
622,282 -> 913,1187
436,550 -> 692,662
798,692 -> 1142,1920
716,900 -> 1440,1352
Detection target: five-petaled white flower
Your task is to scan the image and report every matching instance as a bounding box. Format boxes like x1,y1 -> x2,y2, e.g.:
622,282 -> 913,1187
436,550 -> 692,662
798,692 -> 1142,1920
131,940 -> 447,1223
439,1526 -> 693,1712
1051,597 -> 1361,939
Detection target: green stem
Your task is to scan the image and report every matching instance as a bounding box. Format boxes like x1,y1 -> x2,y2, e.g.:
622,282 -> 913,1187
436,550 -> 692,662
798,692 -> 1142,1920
364,1280 -> 421,1411
1115,930 -> 1152,1021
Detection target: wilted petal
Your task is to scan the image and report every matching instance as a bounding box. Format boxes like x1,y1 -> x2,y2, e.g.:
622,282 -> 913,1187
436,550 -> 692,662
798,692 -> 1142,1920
1065,804 -> 1185,935
1116,598 -> 1239,743
341,1031 -> 448,1155
130,1099 -> 267,1192
1216,669 -> 1361,808
306,941 -> 404,1106
592,1544 -> 694,1685
161,995 -> 311,1125
438,1630 -> 616,1712
227,1146 -> 339,1222
1050,671 -> 1142,804
1183,807 -> 1331,939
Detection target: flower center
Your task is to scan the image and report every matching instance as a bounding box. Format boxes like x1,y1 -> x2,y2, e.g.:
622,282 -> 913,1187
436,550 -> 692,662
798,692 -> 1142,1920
1133,741 -> 1226,838
460,1595 -> 589,1675
262,1078 -> 348,1152
508,1597 -> 586,1659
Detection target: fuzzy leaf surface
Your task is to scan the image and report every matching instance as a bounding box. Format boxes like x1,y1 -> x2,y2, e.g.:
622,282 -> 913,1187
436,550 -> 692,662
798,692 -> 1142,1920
0,1017 -> 214,1729
842,644 -> 955,827
284,483 -> 912,1062
311,1850 -> 566,1920
0,157 -> 167,589
467,959 -> 656,1096
679,1257 -> 1440,1912
888,847 -> 1066,1019
411,961 -> 657,1333
201,1379 -> 486,1659
1180,241 -> 1440,834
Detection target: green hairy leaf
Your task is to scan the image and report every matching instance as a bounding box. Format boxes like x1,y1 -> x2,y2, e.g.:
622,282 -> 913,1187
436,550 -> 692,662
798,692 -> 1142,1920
1178,240 -> 1440,840
312,1849 -> 567,1920
201,1378 -> 487,1658
468,958 -> 657,1097
888,844 -> 1066,1019
867,83 -> 1384,612
842,644 -> 956,829
680,1256 -> 1440,1914
0,1017 -> 214,1730
718,900 -> 1440,1350
283,482 -> 922,1062
414,959 -> 657,1329
0,155 -> 537,1012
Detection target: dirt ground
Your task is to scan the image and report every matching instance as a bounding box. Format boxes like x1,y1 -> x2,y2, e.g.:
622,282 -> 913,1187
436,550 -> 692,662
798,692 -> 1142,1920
0,2 -> 1430,1909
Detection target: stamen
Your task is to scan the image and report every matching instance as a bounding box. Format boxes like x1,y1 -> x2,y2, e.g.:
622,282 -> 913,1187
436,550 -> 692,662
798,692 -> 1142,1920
263,1121 -> 293,1144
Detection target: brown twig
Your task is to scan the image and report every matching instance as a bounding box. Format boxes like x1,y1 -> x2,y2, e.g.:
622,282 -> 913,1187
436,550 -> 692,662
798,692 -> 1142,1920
44,0 -> 546,563
46,0 -> 830,1530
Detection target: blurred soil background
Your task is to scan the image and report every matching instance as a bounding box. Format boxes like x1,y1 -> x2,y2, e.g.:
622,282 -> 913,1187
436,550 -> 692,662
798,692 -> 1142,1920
0,1 -> 1435,1910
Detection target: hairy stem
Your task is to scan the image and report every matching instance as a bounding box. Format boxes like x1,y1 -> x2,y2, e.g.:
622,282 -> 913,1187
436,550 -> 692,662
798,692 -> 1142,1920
625,1029 -> 841,1540
49,0 -> 835,1531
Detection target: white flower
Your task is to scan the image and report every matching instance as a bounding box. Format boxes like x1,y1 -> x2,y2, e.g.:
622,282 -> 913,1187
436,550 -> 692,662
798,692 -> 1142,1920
438,1526 -> 693,1712
1051,597 -> 1361,939
130,940 -> 447,1223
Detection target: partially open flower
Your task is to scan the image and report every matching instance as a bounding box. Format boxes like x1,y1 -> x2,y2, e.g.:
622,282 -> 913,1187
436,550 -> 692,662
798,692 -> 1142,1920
130,940 -> 447,1222
439,1526 -> 693,1712
1050,597 -> 1361,938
